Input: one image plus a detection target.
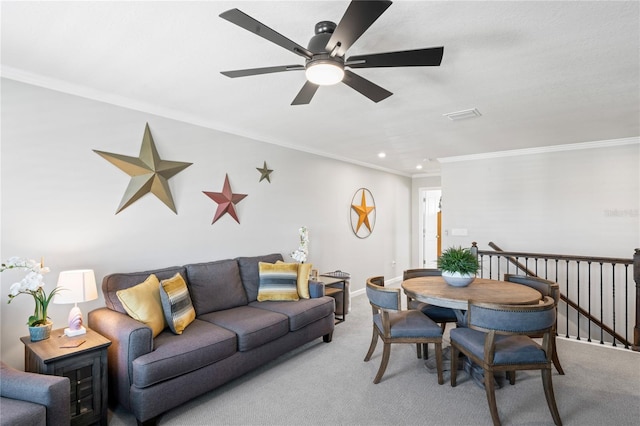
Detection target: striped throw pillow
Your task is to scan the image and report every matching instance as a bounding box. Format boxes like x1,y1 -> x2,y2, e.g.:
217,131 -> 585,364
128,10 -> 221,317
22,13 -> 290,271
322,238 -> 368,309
276,260 -> 312,299
159,273 -> 196,334
257,262 -> 300,301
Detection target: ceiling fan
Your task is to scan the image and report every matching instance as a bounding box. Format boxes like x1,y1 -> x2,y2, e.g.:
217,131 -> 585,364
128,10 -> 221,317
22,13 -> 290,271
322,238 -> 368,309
219,0 -> 444,105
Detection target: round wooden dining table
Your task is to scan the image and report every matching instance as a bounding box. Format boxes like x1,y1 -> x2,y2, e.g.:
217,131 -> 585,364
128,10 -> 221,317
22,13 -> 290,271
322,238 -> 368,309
402,276 -> 542,311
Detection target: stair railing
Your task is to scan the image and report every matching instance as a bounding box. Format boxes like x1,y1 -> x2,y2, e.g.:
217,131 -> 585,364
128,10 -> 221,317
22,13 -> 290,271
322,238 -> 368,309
470,242 -> 639,351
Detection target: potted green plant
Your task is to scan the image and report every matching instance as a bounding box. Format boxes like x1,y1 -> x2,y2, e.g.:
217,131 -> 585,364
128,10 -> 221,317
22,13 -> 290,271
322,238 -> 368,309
2,257 -> 60,341
437,246 -> 479,287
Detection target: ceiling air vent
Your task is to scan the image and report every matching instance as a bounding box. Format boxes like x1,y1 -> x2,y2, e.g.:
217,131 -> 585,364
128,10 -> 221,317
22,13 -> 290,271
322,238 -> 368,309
443,108 -> 481,121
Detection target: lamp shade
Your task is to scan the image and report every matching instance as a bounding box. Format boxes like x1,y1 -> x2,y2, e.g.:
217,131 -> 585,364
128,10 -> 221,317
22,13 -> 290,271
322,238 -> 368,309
54,269 -> 98,304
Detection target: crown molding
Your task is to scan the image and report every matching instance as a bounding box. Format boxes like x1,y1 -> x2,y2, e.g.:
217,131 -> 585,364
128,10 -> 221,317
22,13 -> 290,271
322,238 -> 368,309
1,66 -> 411,178
438,137 -> 639,163
411,171 -> 442,179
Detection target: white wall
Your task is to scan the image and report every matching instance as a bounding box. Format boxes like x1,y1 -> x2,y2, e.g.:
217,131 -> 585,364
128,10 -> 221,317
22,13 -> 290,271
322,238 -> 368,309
0,79 -> 412,368
439,141 -> 639,258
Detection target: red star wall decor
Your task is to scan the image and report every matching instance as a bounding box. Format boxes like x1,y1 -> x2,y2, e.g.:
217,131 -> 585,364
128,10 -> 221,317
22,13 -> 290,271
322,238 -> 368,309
203,174 -> 247,224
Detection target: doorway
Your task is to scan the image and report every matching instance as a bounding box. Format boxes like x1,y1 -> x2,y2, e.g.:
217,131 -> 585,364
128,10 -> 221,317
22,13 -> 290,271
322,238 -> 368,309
419,188 -> 442,268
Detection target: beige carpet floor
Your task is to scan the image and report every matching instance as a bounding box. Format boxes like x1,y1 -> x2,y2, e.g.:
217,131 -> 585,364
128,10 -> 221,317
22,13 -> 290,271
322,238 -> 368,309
108,292 -> 640,425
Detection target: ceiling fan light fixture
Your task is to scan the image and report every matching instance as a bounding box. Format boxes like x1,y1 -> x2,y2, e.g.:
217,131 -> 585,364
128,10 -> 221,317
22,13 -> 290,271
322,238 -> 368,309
305,60 -> 344,86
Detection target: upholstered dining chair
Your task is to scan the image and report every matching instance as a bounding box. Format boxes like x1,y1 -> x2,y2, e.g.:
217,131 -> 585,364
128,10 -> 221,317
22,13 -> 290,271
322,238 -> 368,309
368,275 -> 427,359
364,276 -> 444,385
450,297 -> 562,426
403,268 -> 458,358
503,274 -> 564,376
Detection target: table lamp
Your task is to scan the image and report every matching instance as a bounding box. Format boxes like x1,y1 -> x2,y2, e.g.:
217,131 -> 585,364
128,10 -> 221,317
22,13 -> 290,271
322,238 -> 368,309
54,269 -> 98,337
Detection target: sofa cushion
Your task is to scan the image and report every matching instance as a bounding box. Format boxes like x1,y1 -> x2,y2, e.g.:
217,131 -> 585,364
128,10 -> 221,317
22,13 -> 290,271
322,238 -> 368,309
257,262 -> 299,301
159,273 -> 196,335
102,266 -> 187,314
131,319 -> 237,388
236,253 -> 284,302
199,306 -> 289,352
249,296 -> 335,331
0,397 -> 46,426
116,274 -> 167,338
185,259 -> 247,315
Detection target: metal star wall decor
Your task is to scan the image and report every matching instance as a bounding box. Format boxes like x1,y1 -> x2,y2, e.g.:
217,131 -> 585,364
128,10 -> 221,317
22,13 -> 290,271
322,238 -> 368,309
203,174 -> 248,224
350,188 -> 376,238
256,161 -> 273,183
94,123 -> 192,214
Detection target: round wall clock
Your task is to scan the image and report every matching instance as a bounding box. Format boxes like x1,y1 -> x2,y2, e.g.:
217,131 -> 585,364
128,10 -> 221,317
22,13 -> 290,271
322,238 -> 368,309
350,188 -> 376,239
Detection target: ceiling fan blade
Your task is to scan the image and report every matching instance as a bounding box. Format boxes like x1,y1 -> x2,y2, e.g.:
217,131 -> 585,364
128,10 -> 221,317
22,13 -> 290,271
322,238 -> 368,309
220,9 -> 313,59
291,81 -> 319,105
326,0 -> 392,57
221,65 -> 304,78
347,47 -> 444,68
342,70 -> 392,103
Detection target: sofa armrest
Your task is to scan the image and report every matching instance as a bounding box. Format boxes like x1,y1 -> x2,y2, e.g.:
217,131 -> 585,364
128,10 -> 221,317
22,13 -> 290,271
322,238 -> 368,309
309,280 -> 325,298
1,361 -> 70,426
88,307 -> 153,410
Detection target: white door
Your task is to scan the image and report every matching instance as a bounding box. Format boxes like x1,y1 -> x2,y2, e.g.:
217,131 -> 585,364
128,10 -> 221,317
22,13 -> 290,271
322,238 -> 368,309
420,189 -> 441,268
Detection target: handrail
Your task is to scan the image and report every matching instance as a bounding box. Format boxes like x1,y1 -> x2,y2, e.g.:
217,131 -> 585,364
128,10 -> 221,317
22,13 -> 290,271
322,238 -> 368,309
481,242 -> 631,349
471,242 -> 639,351
485,242 -> 631,264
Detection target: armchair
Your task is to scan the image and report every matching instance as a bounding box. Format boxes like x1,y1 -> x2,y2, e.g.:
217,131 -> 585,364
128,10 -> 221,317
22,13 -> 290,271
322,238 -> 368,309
503,274 -> 564,375
403,268 -> 458,359
450,297 -> 562,426
364,277 -> 444,384
0,361 -> 70,426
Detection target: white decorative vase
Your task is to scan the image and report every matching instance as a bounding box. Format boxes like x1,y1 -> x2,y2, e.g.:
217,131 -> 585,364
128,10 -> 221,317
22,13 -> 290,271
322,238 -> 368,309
442,271 -> 475,287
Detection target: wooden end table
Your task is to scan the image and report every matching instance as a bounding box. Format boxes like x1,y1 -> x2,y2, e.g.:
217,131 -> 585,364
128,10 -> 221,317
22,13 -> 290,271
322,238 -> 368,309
318,275 -> 349,324
21,327 -> 111,426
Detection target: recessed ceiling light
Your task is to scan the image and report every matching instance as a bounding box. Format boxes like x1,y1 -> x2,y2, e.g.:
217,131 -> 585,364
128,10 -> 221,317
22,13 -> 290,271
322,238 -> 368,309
378,152 -> 386,158
416,164 -> 423,170
443,108 -> 482,121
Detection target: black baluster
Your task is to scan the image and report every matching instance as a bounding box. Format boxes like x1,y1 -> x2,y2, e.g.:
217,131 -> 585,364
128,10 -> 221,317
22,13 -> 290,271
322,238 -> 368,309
600,262 -> 604,345
612,264 -> 617,347
576,260 -> 581,341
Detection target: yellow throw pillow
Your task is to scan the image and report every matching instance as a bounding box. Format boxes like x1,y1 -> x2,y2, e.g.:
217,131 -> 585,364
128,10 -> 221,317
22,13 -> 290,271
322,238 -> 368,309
297,263 -> 312,299
276,260 -> 312,299
116,274 -> 167,338
159,273 -> 196,335
258,262 -> 299,301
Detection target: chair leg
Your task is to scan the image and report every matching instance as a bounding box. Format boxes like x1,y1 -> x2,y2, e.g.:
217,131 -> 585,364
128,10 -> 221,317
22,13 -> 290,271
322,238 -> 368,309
450,344 -> 458,387
373,342 -> 392,384
507,371 -> 516,385
364,327 -> 378,362
484,368 -> 501,426
416,343 -> 423,359
541,368 -> 563,426
552,336 -> 565,375
434,342 -> 444,385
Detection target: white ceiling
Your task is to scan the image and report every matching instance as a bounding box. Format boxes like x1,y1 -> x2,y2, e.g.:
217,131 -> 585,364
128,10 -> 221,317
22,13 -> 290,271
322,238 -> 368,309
2,1 -> 639,176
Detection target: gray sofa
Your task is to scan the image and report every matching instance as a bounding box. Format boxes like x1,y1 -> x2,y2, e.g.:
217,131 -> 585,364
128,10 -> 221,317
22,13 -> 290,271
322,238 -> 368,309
88,253 -> 335,425
0,361 -> 70,426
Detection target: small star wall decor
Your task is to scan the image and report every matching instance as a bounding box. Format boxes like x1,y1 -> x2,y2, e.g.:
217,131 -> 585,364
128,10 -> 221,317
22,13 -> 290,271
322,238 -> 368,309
94,123 -> 192,214
256,161 -> 273,183
203,174 -> 248,224
350,188 -> 376,238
